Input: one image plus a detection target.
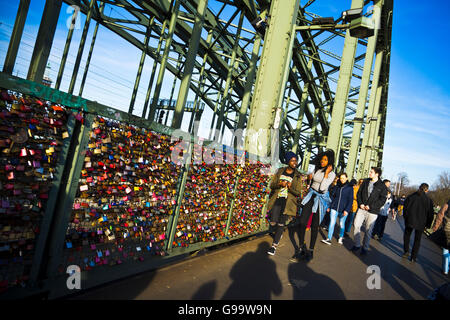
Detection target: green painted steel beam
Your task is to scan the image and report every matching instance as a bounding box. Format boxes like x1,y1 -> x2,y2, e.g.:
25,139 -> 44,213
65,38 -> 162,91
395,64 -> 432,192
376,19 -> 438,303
172,0 -> 208,129
147,0 -> 181,122
292,58 -> 313,154
27,0 -> 62,83
346,0 -> 382,180
236,33 -> 261,131
3,0 -> 30,75
166,141 -> 192,252
46,113 -> 93,279
214,10 -> 245,141
142,19 -> 168,118
357,49 -> 384,179
326,0 -> 363,165
63,0 -> 244,132
245,0 -> 301,158
55,7 -> 78,90
362,81 -> 383,176
68,0 -> 95,95
129,17 -> 154,114
79,2 -> 105,96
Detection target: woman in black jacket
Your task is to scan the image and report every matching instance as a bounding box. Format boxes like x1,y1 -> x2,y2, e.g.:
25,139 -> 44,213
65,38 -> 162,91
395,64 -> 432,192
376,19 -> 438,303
321,173 -> 354,245
402,183 -> 434,262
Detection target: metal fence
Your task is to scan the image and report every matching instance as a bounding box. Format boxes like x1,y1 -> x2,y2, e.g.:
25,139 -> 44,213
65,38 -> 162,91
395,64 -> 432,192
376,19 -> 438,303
0,72 -> 279,299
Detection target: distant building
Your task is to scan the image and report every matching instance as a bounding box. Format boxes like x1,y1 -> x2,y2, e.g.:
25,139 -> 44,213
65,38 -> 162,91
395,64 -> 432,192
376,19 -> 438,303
42,63 -> 52,87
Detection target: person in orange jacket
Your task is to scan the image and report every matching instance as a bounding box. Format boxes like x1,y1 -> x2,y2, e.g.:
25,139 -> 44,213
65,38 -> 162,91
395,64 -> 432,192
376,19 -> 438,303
344,178 -> 363,238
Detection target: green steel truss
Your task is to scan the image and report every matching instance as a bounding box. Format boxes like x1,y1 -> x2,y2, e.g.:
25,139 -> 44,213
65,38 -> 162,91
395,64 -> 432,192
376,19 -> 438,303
5,0 -> 393,178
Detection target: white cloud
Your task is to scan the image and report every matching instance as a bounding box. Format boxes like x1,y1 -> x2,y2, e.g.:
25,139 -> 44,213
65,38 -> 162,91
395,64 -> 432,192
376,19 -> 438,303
383,145 -> 450,170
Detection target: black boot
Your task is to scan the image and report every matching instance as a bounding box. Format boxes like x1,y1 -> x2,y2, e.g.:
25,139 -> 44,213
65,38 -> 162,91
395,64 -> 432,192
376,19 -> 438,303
304,249 -> 314,261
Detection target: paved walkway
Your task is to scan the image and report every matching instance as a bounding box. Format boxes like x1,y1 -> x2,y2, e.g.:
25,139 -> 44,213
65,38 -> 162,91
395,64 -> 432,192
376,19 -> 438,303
68,216 -> 449,300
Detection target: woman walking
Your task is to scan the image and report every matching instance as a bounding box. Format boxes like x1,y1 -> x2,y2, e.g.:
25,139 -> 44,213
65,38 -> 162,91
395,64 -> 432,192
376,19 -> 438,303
266,151 -> 304,256
321,172 -> 354,245
431,199 -> 450,274
290,150 -> 335,261
344,179 -> 363,238
372,190 -> 393,240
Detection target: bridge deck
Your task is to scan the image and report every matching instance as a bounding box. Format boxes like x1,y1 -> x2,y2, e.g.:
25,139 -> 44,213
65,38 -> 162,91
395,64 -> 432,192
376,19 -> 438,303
68,216 -> 448,300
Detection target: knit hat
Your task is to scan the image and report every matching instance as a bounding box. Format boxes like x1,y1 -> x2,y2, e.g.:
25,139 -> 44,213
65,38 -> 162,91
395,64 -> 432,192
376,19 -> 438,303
285,151 -> 298,163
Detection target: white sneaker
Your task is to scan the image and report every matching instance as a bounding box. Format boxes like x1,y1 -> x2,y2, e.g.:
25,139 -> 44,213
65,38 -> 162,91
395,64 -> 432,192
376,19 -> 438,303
321,239 -> 332,245
338,237 -> 343,245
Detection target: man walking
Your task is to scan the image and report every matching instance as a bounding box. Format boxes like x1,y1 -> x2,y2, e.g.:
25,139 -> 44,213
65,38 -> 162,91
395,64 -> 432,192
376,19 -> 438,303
402,183 -> 434,262
351,167 -> 387,255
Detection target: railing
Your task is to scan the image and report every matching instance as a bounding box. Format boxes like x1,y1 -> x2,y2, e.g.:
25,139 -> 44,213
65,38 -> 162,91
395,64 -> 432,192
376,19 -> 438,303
0,72 -> 277,299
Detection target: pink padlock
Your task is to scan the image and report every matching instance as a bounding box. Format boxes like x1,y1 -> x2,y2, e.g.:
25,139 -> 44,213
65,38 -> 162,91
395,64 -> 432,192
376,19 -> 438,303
20,148 -> 27,157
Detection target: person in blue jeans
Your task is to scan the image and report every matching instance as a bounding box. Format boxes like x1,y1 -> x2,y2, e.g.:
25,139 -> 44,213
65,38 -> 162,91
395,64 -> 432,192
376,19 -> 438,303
321,172 -> 354,245
432,200 -> 450,275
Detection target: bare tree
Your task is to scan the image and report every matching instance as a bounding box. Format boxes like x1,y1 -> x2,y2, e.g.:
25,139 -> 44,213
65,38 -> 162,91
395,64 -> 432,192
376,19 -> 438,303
392,172 -> 410,196
435,171 -> 450,190
429,171 -> 450,206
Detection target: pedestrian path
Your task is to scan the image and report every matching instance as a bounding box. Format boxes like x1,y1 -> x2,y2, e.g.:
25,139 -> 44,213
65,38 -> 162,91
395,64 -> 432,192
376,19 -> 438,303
68,216 -> 449,300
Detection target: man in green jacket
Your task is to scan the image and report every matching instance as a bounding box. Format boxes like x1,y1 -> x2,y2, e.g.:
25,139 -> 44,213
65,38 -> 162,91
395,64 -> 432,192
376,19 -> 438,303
266,151 -> 304,256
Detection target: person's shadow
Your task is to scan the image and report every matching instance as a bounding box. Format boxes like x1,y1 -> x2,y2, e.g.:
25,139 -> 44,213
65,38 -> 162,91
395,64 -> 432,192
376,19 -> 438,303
288,259 -> 346,299
221,242 -> 282,300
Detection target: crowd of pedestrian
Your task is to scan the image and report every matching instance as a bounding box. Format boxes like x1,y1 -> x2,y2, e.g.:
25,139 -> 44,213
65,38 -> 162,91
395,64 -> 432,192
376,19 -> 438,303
266,150 -> 448,275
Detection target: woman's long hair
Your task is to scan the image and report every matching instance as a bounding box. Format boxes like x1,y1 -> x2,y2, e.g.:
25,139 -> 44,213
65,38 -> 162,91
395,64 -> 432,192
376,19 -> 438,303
313,149 -> 335,173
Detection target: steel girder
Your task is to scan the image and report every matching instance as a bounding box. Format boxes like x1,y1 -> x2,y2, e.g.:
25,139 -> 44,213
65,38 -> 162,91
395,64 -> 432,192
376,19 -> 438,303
55,0 -> 391,172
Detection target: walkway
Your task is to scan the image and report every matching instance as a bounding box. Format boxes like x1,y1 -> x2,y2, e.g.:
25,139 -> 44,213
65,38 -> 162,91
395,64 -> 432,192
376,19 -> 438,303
68,216 -> 449,300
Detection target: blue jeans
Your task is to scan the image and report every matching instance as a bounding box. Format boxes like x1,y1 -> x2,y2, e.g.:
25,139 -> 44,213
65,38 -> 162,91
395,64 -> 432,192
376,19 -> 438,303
345,211 -> 356,233
327,209 -> 348,240
444,248 -> 450,274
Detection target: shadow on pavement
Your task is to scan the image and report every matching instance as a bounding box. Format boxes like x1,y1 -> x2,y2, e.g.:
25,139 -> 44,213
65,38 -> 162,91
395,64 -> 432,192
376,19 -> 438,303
288,259 -> 346,300
221,242 -> 282,299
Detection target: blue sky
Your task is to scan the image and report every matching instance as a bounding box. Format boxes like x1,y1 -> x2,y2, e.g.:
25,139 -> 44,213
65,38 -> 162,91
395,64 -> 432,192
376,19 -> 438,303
0,0 -> 449,188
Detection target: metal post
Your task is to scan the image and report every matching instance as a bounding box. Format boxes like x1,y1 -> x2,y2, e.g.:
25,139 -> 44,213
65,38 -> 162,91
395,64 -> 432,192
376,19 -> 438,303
292,58 -> 313,153
46,114 -> 93,279
245,0 -> 301,159
166,141 -> 192,251
172,0 -> 208,129
363,83 -> 383,174
68,0 -> 95,95
214,10 -> 245,141
164,56 -> 181,125
277,85 -> 292,152
325,0 -> 363,164
27,0 -> 62,83
357,49 -> 384,179
55,7 -> 78,90
142,19 -> 169,118
209,80 -> 223,140
129,17 -> 155,114
148,0 -> 180,122
301,107 -> 319,172
236,33 -> 262,130
3,0 -> 30,74
346,0 -> 381,179
190,29 -> 213,135
79,2 -> 105,96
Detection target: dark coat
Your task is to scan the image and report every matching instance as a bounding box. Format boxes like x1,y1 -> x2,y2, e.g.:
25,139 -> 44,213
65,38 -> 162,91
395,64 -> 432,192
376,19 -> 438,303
267,167 -> 304,217
356,178 -> 387,215
403,191 -> 434,231
329,182 -> 353,214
